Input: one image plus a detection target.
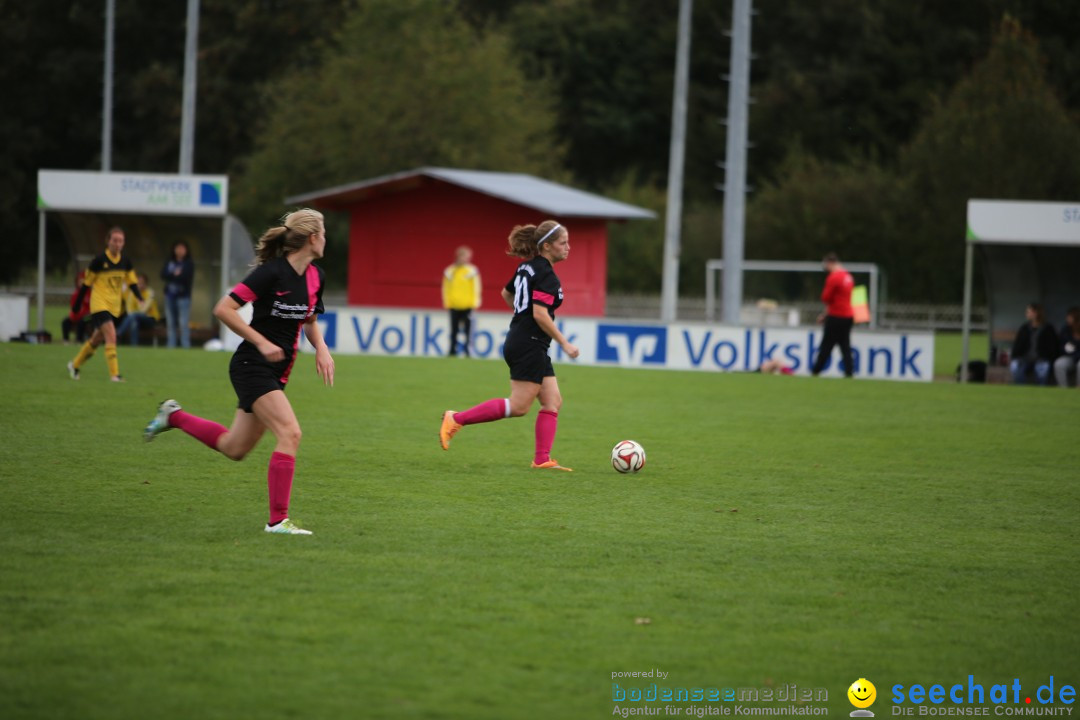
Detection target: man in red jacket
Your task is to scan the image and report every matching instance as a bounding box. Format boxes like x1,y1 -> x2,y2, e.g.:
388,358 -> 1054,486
811,252 -> 855,377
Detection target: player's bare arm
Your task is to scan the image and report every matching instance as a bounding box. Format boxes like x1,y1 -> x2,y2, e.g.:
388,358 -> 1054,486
213,295 -> 284,362
303,316 -> 335,387
531,303 -> 579,359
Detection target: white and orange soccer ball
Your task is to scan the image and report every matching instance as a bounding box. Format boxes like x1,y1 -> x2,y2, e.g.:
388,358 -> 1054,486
611,440 -> 646,474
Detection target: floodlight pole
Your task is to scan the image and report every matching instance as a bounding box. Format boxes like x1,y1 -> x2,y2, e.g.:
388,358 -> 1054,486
660,0 -> 693,323
178,0 -> 200,174
101,0 -> 115,171
720,0 -> 753,324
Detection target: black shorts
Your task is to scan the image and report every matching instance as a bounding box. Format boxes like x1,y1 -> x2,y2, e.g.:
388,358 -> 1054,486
503,332 -> 555,384
90,311 -> 119,329
229,354 -> 286,413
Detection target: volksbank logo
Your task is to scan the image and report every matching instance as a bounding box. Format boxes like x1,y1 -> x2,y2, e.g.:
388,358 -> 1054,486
598,324 -> 667,365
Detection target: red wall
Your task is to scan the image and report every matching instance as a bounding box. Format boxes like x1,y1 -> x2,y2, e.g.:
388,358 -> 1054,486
345,181 -> 608,316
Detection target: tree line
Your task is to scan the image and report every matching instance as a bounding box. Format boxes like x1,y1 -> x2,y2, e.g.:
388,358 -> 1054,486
3,0 -> 1078,303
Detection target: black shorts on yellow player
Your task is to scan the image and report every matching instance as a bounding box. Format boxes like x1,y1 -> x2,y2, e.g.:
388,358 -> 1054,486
90,311 -> 120,329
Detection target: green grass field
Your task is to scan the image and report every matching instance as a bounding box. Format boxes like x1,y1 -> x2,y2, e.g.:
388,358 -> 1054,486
1,341 -> 1076,720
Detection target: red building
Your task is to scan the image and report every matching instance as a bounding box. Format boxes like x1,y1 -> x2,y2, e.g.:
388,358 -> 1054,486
286,167 -> 655,316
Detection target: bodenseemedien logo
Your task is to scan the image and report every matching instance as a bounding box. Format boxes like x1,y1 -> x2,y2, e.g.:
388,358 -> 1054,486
849,678 -> 877,717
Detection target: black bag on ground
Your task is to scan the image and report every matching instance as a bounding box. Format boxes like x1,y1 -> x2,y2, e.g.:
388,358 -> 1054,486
956,360 -> 987,383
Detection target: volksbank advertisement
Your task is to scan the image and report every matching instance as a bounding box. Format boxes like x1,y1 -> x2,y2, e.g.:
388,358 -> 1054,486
304,307 -> 934,381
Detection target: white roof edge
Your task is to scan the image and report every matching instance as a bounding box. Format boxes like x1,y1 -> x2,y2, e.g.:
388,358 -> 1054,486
967,198 -> 1080,246
286,167 -> 656,220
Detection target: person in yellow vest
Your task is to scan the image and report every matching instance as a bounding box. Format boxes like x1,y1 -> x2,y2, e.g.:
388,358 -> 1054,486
67,226 -> 143,381
442,246 -> 482,357
117,272 -> 162,345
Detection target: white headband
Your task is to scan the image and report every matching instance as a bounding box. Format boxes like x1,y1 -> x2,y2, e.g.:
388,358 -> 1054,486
537,223 -> 562,246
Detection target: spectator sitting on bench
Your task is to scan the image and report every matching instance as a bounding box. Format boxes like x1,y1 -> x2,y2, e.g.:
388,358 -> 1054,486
117,272 -> 161,346
1009,302 -> 1058,385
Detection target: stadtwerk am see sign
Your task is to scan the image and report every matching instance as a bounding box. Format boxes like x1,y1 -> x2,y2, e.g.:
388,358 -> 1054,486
37,170 -> 229,217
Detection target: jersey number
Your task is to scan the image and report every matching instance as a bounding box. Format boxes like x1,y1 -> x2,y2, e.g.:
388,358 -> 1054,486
513,275 -> 530,314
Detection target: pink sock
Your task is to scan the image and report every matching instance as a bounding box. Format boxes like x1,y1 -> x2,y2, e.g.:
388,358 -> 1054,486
453,398 -> 509,426
170,410 -> 228,450
267,451 -> 295,525
534,409 -> 558,465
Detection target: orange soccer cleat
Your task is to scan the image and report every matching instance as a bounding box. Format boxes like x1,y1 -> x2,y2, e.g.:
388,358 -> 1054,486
531,460 -> 573,472
439,410 -> 462,450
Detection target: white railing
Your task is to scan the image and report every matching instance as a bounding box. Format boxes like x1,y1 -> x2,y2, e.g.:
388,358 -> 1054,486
605,294 -> 988,331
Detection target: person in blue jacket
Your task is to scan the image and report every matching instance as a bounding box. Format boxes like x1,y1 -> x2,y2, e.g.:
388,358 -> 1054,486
161,240 -> 195,348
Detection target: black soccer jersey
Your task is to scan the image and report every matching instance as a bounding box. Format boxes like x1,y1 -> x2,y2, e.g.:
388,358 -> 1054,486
503,256 -> 563,347
228,257 -> 325,384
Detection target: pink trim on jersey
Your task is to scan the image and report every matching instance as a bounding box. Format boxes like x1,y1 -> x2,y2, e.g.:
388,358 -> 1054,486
279,265 -> 320,385
280,324 -> 303,385
305,265 -> 320,318
532,289 -> 555,305
231,283 -> 257,303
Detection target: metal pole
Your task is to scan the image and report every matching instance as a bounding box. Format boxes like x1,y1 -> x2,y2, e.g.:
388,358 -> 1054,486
720,0 -> 752,324
220,217 -> 229,342
869,266 -> 878,329
178,0 -> 200,174
660,0 -> 693,323
960,241 -> 974,383
705,260 -> 717,322
37,212 -> 46,332
101,0 -> 115,171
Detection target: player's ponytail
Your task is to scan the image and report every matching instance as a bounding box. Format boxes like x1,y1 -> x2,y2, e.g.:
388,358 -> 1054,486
253,208 -> 324,265
506,220 -> 562,259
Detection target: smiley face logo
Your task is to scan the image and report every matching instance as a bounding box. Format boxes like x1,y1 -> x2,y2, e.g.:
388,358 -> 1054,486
848,678 -> 877,709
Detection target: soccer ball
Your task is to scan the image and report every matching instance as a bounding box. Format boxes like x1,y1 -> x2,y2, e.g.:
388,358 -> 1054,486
611,440 -> 646,474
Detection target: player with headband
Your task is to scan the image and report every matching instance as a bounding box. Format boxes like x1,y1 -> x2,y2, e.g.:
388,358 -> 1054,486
439,220 -> 580,470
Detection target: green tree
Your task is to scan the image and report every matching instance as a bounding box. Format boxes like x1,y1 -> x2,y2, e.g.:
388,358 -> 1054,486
603,176 -> 665,294
0,0 -> 351,282
743,147 -> 900,300
233,0 -> 563,231
896,15 -> 1080,302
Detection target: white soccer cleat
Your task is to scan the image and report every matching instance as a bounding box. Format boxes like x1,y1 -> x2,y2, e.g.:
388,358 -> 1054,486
67,361 -> 80,380
264,518 -> 313,535
144,399 -> 182,442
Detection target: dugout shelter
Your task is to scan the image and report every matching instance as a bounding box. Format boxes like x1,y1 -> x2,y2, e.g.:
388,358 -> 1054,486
286,167 -> 656,317
960,199 -> 1080,381
35,170 -> 253,339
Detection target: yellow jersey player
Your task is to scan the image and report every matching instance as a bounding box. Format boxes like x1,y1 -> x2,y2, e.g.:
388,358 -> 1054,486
67,226 -> 143,381
442,245 -> 482,357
